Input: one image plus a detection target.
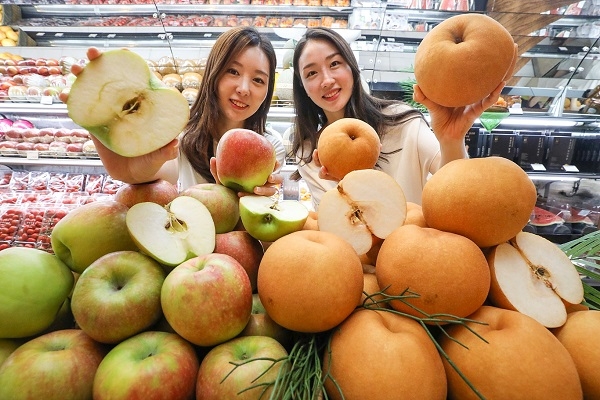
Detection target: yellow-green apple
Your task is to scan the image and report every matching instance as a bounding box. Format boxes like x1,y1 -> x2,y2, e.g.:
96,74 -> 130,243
0,329 -> 108,400
125,195 -> 215,268
196,335 -> 289,400
50,200 -> 139,274
239,294 -> 292,349
179,183 -> 240,233
0,247 -> 74,338
215,230 -> 264,292
93,331 -> 199,400
239,195 -> 309,242
161,253 -> 253,347
66,49 -> 190,157
215,128 -> 276,193
114,179 -> 178,208
0,339 -> 20,367
71,251 -> 166,344
317,169 -> 407,255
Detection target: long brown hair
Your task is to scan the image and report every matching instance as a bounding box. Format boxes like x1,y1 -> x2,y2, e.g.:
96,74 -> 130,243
180,27 -> 277,182
291,27 -> 423,167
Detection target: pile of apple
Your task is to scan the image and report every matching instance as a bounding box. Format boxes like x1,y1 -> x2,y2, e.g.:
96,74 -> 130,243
2,35 -> 600,400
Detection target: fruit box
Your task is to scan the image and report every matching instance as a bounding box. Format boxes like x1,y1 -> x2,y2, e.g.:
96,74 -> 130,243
17,29 -> 36,47
1,5 -> 22,26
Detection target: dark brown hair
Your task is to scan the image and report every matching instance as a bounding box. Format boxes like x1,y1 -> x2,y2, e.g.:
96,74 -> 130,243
180,26 -> 277,182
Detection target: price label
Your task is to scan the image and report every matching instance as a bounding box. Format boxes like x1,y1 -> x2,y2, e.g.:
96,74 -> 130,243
562,164 -> 579,172
25,151 -> 39,160
40,96 -> 53,105
530,163 -> 546,171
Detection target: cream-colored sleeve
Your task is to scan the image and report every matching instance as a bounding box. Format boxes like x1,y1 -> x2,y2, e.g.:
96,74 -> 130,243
295,141 -> 337,211
265,127 -> 287,173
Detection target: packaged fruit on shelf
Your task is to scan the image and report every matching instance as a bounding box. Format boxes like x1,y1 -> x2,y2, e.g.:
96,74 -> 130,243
101,176 -> 124,195
0,205 -> 25,246
8,170 -> 29,191
36,206 -> 72,253
83,173 -> 104,195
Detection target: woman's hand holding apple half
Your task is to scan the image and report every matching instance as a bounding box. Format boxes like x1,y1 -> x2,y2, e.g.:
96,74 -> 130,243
59,47 -> 180,185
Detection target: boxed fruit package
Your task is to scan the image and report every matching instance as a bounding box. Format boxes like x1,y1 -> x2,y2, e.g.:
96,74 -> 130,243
0,5 -> 21,26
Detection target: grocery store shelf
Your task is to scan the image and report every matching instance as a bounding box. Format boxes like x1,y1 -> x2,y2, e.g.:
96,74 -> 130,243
0,156 -> 103,168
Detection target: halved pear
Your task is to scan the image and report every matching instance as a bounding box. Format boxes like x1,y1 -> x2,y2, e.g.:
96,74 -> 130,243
317,169 -> 407,255
487,231 -> 584,328
126,195 -> 216,267
67,49 -> 190,157
239,195 -> 309,242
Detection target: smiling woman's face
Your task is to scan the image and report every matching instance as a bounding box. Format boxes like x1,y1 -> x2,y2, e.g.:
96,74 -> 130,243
297,39 -> 354,123
217,45 -> 270,134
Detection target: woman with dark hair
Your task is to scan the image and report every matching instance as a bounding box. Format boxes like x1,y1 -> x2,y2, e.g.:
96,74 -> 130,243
291,27 -> 507,209
63,26 -> 285,196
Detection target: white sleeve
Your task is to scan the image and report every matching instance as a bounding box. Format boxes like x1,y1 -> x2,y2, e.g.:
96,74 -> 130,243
265,126 -> 287,173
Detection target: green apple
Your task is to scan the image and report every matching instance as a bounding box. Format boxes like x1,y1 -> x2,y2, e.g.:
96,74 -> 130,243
0,329 -> 107,400
126,195 -> 216,267
161,253 -> 252,347
66,49 -> 190,157
215,128 -> 277,193
0,247 -> 74,339
93,331 -> 199,400
71,251 -> 166,344
196,335 -> 289,399
239,195 -> 309,242
179,183 -> 240,233
50,200 -> 139,274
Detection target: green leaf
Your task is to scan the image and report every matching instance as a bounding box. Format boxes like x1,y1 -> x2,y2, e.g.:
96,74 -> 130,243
559,230 -> 600,309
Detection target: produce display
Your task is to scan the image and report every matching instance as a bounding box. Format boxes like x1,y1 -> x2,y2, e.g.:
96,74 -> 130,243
1,16 -> 600,400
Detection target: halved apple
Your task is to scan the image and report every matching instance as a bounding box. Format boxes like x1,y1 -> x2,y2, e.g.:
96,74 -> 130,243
317,169 -> 407,255
487,231 -> 584,328
239,195 -> 309,242
66,49 -> 190,157
126,196 -> 216,267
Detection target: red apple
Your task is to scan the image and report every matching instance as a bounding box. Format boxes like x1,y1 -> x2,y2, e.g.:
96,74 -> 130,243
161,253 -> 253,347
239,294 -> 292,348
215,128 -> 277,194
93,331 -> 199,400
0,329 -> 108,400
179,182 -> 240,233
114,179 -> 179,208
215,230 -> 264,292
196,335 -> 288,400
